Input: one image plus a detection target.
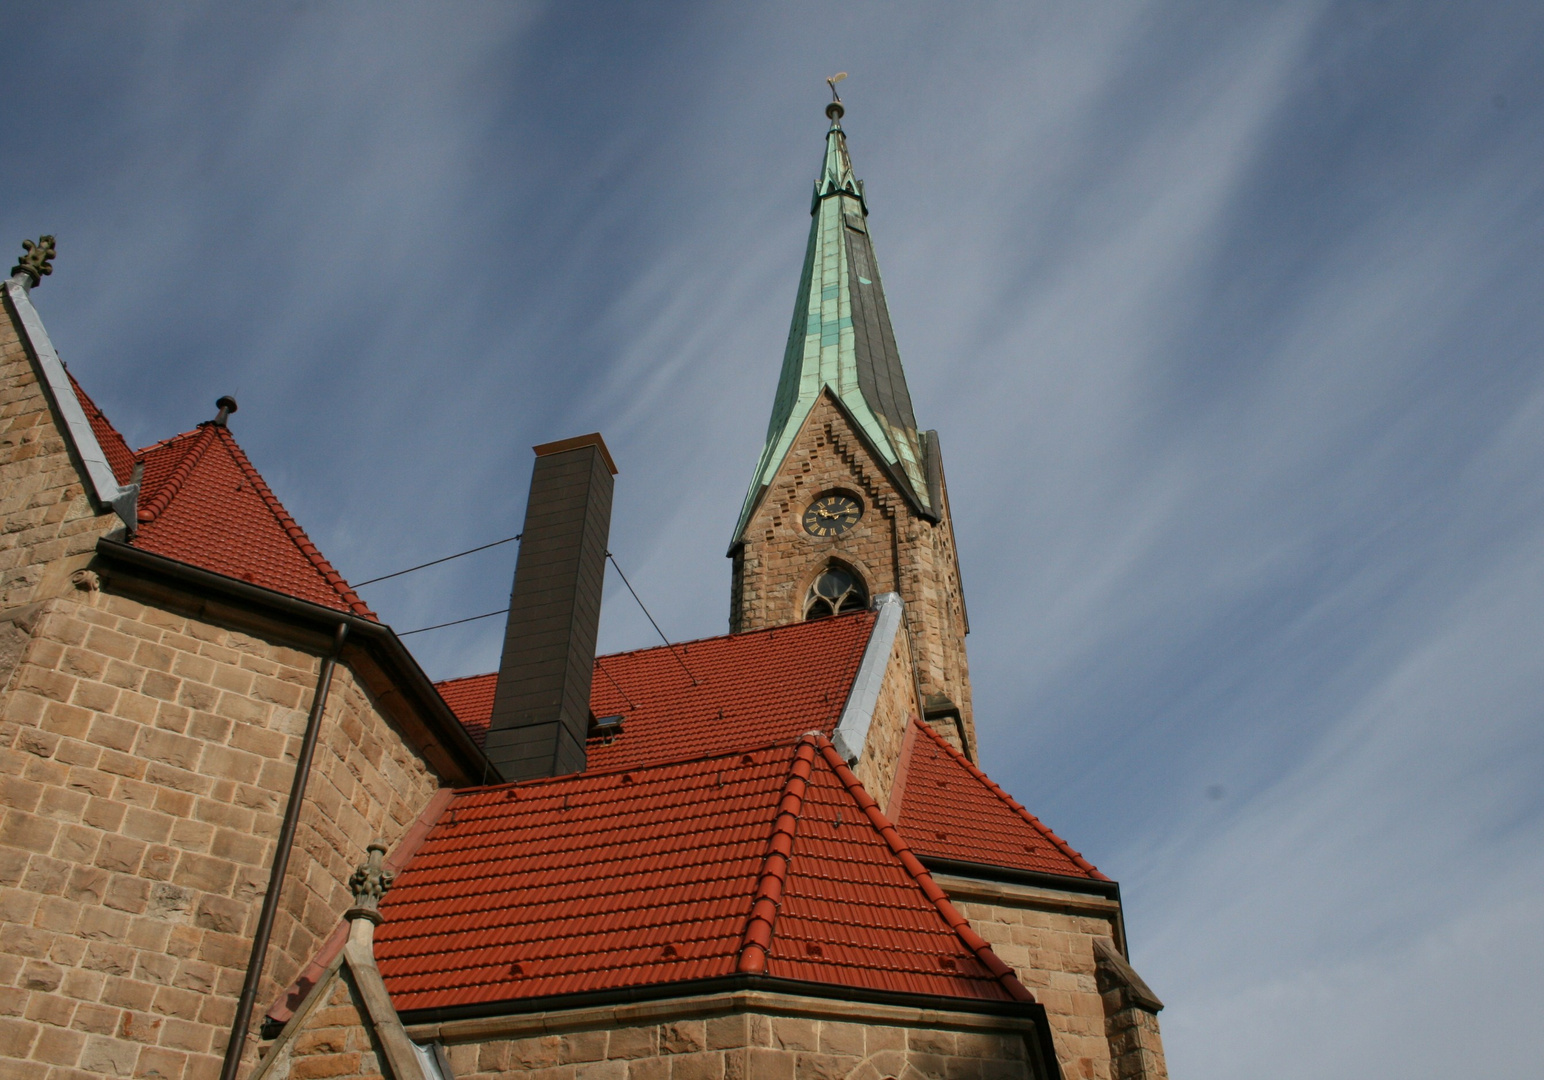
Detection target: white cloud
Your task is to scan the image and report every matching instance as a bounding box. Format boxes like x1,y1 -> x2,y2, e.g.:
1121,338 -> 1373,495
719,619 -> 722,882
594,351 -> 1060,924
5,3 -> 1543,1074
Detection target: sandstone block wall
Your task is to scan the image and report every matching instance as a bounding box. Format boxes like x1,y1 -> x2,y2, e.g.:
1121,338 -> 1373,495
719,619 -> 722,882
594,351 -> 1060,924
936,878 -> 1165,1080
441,1015 -> 1034,1080
850,626 -> 918,810
0,585 -> 443,1080
1101,1006 -> 1165,1080
0,291 -> 124,613
274,1000 -> 1046,1080
265,970 -> 386,1080
732,396 -> 974,758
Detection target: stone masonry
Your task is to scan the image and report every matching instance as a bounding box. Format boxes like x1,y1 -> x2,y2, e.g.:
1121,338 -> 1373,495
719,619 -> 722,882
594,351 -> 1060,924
731,394 -> 975,758
0,287 -> 125,614
930,875 -> 1164,1080
258,969 -> 386,1080
848,624 -> 919,812
0,583 -> 443,1080
270,994 -> 1049,1080
432,1014 -> 1038,1080
0,285 -> 451,1080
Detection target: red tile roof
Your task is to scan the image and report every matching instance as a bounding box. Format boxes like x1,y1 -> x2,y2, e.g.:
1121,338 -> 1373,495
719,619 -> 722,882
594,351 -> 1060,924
435,612 -> 877,769
433,673 -> 497,741
130,425 -> 374,617
373,734 -> 1032,1013
57,370 -> 375,617
889,721 -> 1106,881
67,372 -> 137,485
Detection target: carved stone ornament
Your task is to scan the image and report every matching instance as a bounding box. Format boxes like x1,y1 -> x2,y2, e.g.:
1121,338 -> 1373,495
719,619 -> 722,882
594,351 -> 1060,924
346,841 -> 394,925
12,236 -> 56,287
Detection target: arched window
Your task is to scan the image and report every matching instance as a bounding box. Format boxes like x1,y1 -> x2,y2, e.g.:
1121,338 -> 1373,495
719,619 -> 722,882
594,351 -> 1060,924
803,564 -> 868,620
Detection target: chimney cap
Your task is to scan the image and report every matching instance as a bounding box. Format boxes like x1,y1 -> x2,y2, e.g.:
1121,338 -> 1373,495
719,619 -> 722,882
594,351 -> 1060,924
532,432 -> 618,475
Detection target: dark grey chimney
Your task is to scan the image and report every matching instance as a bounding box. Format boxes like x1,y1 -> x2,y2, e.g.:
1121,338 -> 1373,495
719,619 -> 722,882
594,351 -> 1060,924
484,433 -> 617,781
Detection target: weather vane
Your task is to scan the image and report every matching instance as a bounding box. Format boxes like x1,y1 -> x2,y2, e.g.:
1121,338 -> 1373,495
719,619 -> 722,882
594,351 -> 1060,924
826,72 -> 847,103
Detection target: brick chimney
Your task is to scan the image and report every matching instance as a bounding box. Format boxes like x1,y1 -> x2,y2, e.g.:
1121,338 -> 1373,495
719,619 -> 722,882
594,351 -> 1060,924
484,433 -> 617,781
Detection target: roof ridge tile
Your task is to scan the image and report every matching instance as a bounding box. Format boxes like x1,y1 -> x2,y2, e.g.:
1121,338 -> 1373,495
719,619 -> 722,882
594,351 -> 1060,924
911,721 -> 1106,880
135,424 -> 218,524
813,735 -> 1037,1004
736,737 -> 818,974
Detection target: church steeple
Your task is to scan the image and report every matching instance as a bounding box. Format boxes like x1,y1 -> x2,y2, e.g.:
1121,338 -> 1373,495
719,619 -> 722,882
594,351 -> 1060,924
732,95 -> 934,545
728,89 -> 976,759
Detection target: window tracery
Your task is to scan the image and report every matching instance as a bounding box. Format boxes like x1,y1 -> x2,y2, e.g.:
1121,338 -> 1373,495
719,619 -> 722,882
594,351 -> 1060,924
804,564 -> 868,620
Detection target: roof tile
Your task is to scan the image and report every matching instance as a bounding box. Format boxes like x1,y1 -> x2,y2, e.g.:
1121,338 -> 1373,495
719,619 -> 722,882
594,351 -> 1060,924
67,372 -> 137,485
131,424 -> 374,617
890,721 -> 1105,881
373,735 -> 1029,1013
436,612 -> 876,768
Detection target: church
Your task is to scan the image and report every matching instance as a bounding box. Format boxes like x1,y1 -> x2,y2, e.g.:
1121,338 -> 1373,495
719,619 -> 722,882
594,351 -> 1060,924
0,95 -> 1169,1080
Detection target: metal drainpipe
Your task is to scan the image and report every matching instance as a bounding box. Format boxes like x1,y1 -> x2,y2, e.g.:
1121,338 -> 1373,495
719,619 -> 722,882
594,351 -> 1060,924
219,622 -> 349,1080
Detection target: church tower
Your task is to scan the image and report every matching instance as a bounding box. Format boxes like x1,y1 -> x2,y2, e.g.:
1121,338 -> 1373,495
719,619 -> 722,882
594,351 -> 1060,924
730,93 -> 976,758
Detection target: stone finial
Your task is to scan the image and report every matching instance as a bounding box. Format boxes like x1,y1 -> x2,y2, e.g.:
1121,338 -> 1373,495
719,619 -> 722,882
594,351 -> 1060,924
346,841 -> 393,925
12,236 -> 56,288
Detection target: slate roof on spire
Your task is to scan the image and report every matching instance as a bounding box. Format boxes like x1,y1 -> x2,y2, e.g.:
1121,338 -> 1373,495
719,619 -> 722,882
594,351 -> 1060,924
733,104 -> 934,544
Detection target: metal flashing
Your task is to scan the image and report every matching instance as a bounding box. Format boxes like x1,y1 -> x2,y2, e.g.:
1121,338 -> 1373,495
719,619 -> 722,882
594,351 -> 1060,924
5,276 -> 139,529
831,592 -> 904,764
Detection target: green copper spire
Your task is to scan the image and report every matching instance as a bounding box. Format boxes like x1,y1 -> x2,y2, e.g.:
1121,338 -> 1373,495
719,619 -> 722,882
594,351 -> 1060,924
732,95 -> 934,544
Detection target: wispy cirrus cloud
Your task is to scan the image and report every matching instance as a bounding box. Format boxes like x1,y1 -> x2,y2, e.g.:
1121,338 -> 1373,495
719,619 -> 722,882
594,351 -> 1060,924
4,3 -> 1542,1076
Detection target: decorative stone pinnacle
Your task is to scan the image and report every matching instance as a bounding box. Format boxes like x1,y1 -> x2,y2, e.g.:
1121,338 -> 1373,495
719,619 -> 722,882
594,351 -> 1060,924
12,236 -> 56,288
346,841 -> 393,925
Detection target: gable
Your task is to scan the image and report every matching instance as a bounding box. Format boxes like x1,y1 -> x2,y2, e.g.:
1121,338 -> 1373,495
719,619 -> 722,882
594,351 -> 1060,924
739,388 -> 931,553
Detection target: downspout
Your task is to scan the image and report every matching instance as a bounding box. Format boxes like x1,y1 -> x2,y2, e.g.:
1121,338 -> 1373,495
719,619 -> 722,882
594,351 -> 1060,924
219,621 -> 349,1080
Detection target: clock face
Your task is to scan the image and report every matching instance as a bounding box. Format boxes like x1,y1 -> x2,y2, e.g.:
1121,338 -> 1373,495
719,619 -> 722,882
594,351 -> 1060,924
803,493 -> 862,537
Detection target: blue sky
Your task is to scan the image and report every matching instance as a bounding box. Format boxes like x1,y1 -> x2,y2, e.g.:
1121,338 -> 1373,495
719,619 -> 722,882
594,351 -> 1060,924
5,4 -> 1542,1075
